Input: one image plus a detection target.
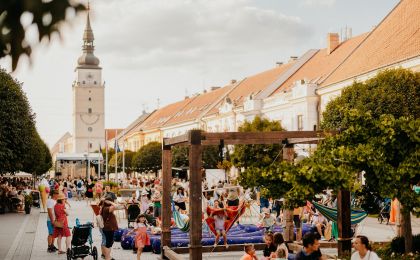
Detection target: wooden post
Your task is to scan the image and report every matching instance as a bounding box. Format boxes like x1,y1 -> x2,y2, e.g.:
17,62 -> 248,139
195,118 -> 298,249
337,190 -> 351,257
282,143 -> 295,242
188,130 -> 203,260
161,141 -> 172,259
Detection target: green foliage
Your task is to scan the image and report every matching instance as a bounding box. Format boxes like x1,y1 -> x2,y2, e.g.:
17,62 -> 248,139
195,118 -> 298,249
0,68 -> 51,174
171,145 -> 221,169
322,68 -> 420,130
102,181 -> 118,188
231,116 -> 284,169
24,194 -> 33,205
0,0 -> 86,70
108,150 -> 135,172
390,235 -> 420,255
132,142 -> 162,171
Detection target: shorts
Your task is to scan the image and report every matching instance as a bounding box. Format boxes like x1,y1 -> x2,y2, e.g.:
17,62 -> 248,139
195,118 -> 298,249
47,220 -> 54,235
174,202 -> 186,211
227,199 -> 239,206
103,230 -> 115,248
293,215 -> 301,228
154,206 -> 161,218
99,229 -> 106,246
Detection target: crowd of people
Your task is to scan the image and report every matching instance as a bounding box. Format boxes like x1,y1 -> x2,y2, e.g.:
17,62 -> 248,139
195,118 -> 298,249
0,176 -> 34,213
9,174 -> 379,260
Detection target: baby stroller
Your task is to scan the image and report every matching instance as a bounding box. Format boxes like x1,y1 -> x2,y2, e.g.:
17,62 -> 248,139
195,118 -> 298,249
31,191 -> 40,208
67,223 -> 97,260
378,198 -> 391,224
127,204 -> 140,228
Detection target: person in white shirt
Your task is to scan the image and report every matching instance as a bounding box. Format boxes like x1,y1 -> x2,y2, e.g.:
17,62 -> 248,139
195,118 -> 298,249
351,235 -> 381,260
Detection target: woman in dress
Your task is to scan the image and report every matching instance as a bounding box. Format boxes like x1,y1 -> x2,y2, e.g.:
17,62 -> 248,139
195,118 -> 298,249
173,187 -> 186,211
85,179 -> 94,204
52,194 -> 71,254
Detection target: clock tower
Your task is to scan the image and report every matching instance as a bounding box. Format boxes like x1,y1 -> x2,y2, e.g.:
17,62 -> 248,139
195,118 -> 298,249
72,10 -> 105,153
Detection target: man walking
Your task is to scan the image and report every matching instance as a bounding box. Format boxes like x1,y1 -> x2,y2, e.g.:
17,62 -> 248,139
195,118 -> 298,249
47,190 -> 59,252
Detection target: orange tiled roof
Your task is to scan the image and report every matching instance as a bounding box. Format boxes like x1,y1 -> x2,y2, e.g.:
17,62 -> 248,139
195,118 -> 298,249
105,129 -> 123,141
164,85 -> 234,126
321,0 -> 420,87
271,33 -> 368,95
206,63 -> 294,116
139,98 -> 195,131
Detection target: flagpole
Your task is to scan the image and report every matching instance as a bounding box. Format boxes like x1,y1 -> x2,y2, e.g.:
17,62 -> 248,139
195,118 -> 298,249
115,129 -> 118,185
122,130 -> 125,177
105,130 -> 108,181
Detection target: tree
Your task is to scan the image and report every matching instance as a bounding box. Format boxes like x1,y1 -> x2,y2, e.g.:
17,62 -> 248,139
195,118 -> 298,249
0,68 -> 35,173
319,69 -> 420,253
0,0 -> 86,70
133,142 -> 162,171
108,150 -> 135,173
171,145 -> 221,169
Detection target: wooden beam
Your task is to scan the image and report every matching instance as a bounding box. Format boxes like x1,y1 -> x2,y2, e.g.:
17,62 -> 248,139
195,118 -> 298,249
164,133 -> 189,146
337,190 -> 352,257
163,246 -> 184,260
188,130 -> 203,260
161,141 -> 172,259
283,144 -> 295,242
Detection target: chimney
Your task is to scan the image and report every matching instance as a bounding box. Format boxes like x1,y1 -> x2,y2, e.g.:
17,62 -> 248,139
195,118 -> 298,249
276,62 -> 283,67
289,56 -> 298,62
230,79 -> 237,84
327,33 -> 339,55
211,86 -> 220,91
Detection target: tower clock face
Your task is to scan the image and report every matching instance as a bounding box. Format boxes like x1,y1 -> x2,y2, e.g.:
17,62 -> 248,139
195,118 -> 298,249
80,114 -> 100,125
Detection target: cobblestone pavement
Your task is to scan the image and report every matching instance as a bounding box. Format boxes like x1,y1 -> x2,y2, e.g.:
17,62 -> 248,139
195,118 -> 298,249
2,198 -> 420,259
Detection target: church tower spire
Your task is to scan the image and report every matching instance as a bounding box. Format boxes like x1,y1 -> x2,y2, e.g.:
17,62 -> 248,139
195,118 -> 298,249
77,4 -> 100,69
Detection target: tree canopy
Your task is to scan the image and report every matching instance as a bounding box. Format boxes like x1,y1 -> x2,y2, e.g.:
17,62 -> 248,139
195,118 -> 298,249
132,142 -> 162,171
1,0 -> 86,70
171,145 -> 220,169
108,150 -> 135,173
0,68 -> 51,175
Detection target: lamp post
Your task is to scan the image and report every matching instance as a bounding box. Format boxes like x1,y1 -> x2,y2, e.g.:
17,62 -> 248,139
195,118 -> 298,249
83,153 -> 88,179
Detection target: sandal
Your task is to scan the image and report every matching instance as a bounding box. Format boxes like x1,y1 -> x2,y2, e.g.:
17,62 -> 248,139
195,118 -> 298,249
58,251 -> 66,254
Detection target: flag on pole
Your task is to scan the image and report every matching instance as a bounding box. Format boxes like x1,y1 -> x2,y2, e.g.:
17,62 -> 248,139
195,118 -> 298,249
99,144 -> 102,153
114,138 -> 121,153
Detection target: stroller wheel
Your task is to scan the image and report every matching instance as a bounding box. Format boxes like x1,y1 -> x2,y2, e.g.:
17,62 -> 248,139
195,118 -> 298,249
66,248 -> 72,260
92,246 -> 98,260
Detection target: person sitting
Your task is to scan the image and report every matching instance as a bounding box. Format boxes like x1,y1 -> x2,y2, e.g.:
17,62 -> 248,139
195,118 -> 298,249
240,244 -> 259,260
351,235 -> 380,260
273,232 -> 288,259
295,232 -> 326,260
262,232 -> 276,259
259,208 -> 276,231
311,211 -> 327,238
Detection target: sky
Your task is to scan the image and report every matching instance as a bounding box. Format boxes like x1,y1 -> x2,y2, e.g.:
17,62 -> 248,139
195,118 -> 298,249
0,0 -> 399,147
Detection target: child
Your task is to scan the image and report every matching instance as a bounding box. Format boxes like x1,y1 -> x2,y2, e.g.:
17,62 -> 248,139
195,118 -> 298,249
262,232 -> 276,259
126,214 -> 150,260
240,244 -> 259,260
259,208 -> 276,231
273,232 -> 288,259
211,200 -> 228,248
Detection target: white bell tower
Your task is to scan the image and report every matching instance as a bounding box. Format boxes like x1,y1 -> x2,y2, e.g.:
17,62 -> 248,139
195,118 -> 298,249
72,8 -> 105,153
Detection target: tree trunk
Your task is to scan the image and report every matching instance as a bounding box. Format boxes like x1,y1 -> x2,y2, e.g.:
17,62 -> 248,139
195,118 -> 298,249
400,205 -> 413,253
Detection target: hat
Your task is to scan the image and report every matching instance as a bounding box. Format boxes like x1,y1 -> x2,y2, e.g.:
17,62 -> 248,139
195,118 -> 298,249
57,194 -> 66,200
262,208 -> 270,214
138,213 -> 146,218
141,190 -> 148,196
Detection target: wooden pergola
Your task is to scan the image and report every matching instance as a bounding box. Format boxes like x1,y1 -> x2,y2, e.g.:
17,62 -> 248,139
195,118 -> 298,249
161,130 -> 351,259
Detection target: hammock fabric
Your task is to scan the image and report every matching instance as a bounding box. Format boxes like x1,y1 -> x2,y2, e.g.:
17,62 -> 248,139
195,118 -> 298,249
205,203 -> 246,236
172,202 -> 190,232
311,201 -> 367,225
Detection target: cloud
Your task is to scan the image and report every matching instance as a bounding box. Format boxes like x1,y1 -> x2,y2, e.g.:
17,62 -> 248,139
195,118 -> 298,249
91,0 -> 312,71
301,0 -> 336,7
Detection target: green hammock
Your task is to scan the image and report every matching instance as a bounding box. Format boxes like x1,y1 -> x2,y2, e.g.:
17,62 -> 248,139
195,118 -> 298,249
172,202 -> 190,232
312,201 -> 368,225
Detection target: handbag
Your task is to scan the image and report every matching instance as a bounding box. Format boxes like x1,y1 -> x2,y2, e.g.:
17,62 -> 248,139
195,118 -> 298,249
54,219 -> 64,228
96,214 -> 104,229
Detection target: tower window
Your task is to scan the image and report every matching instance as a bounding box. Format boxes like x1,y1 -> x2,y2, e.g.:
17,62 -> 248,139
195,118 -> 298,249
297,115 -> 303,131
94,81 -> 97,85
88,127 -> 92,132
88,97 -> 91,101
89,142 -> 92,149
82,81 -> 85,84
88,108 -> 92,113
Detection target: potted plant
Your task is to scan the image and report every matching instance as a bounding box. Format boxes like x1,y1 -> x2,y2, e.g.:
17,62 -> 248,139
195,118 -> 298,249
24,194 -> 33,214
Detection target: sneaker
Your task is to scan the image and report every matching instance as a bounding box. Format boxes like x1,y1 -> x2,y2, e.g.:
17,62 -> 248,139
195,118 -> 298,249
47,247 -> 53,253
51,246 -> 58,252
